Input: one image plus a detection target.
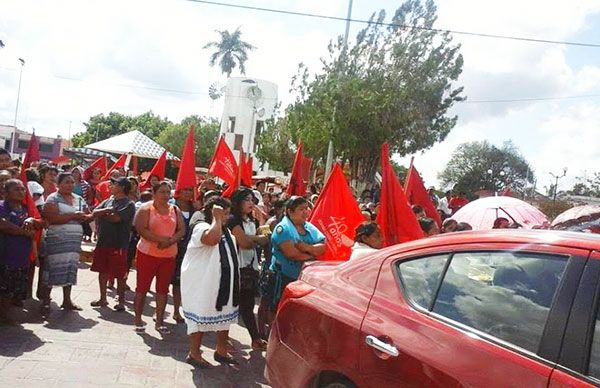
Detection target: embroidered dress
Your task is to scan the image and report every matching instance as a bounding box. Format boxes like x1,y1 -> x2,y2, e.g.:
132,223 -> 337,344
181,222 -> 239,334
43,192 -> 86,287
0,201 -> 32,300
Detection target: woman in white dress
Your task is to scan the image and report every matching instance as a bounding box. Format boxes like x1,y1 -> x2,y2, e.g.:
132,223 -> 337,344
181,196 -> 240,367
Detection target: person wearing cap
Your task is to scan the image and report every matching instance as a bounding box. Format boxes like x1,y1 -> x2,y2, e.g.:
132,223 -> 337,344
350,221 -> 383,261
90,177 -> 135,311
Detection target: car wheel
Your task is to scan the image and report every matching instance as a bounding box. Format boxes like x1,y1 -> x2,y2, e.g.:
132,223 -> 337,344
320,379 -> 356,388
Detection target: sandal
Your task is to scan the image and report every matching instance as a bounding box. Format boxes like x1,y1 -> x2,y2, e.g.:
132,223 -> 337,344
186,354 -> 211,368
213,352 -> 239,366
252,339 -> 268,351
134,324 -> 146,333
114,304 -> 125,312
90,300 -> 108,307
156,325 -> 171,335
61,303 -> 83,311
40,304 -> 51,319
173,315 -> 185,324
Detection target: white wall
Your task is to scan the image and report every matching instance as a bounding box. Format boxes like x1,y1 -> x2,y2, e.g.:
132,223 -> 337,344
219,77 -> 278,174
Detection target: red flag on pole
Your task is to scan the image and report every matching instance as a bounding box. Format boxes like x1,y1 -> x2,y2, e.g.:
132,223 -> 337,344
83,156 -> 107,181
209,136 -> 238,196
301,156 -> 313,183
404,160 -> 443,227
175,127 -> 197,199
101,153 -> 127,181
308,163 -> 364,261
376,143 -> 424,247
286,143 -> 307,196
21,133 -> 40,170
140,150 -> 167,191
242,154 -> 253,187
19,135 -> 42,262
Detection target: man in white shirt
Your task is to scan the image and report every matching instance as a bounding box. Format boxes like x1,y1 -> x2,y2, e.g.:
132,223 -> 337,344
437,190 -> 452,218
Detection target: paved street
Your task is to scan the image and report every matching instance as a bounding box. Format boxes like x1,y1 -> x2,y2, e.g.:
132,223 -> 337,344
0,260 -> 270,387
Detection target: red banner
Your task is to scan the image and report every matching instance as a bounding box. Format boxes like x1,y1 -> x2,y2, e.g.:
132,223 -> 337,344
83,156 -> 107,181
405,162 -> 442,227
208,136 -> 238,186
308,163 -> 364,261
21,133 -> 40,170
175,127 -> 197,199
286,143 -> 307,196
376,143 -> 424,246
140,150 -> 167,191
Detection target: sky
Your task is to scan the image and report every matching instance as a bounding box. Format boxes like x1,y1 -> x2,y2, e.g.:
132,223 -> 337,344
2,0 -> 600,193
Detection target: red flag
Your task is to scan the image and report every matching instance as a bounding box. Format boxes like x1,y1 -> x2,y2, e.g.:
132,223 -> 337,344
404,161 -> 443,227
301,156 -> 312,183
308,163 -> 364,261
286,143 -> 306,196
140,150 -> 167,191
21,133 -> 40,170
175,127 -> 197,199
83,156 -> 107,181
208,136 -> 238,189
376,143 -> 424,246
242,154 -> 253,187
101,153 -> 127,181
19,136 -> 42,262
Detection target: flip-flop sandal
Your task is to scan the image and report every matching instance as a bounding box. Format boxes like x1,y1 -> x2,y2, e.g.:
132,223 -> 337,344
134,324 -> 146,333
90,300 -> 108,307
186,355 -> 211,368
173,316 -> 185,323
156,326 -> 171,335
114,304 -> 125,312
61,303 -> 83,311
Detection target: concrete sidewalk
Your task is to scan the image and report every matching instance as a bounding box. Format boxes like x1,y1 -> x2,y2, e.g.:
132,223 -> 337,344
0,261 -> 270,387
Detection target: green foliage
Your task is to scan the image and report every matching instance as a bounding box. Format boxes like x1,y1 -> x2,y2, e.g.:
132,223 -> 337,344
156,116 -> 219,168
71,111 -> 172,147
569,172 -> 600,197
204,28 -> 255,77
438,140 -> 535,195
255,111 -> 296,173
257,0 -> 464,183
537,200 -> 573,221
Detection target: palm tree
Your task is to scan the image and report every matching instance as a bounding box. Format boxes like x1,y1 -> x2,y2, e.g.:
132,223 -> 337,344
204,28 -> 255,78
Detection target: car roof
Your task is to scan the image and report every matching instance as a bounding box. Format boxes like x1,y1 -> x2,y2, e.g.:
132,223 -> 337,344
382,229 -> 600,256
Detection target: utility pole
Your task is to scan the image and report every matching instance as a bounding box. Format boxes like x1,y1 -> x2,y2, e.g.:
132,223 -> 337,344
549,167 -> 567,202
10,58 -> 25,154
325,0 -> 353,179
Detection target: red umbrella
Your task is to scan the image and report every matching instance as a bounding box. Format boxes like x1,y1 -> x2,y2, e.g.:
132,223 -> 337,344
452,196 -> 549,230
551,205 -> 600,229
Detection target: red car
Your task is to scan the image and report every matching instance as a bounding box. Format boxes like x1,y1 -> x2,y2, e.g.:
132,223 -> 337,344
265,230 -> 600,388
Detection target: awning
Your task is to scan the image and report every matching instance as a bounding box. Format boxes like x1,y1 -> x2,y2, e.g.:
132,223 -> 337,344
63,147 -> 118,162
84,130 -> 179,160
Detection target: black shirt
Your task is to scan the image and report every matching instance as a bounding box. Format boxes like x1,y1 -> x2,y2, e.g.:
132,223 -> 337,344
96,197 -> 135,249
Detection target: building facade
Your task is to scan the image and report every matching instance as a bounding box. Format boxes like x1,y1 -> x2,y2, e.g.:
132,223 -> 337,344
218,77 -> 278,173
0,125 -> 68,160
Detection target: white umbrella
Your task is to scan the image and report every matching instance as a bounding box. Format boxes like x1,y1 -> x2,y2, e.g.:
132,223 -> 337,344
85,130 -> 179,160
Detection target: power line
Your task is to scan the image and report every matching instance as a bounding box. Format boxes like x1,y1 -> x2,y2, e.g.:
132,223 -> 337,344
185,0 -> 600,48
465,93 -> 600,103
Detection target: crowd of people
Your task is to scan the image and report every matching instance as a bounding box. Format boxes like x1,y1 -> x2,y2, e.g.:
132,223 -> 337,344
0,146 -> 514,367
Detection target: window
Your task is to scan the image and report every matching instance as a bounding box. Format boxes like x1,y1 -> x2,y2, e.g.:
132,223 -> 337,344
398,254 -> 449,309
588,306 -> 600,378
227,116 -> 236,133
234,134 -> 243,151
39,143 -> 53,153
18,140 -> 29,149
432,252 -> 567,353
4,140 -> 10,150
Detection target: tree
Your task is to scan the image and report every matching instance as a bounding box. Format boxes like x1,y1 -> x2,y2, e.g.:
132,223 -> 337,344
71,111 -> 172,147
257,0 -> 464,185
156,116 -> 219,168
438,140 -> 535,195
255,114 -> 296,173
204,28 -> 255,77
569,172 -> 600,197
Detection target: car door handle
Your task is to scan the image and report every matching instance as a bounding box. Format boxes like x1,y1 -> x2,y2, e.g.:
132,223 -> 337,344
365,335 -> 399,357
